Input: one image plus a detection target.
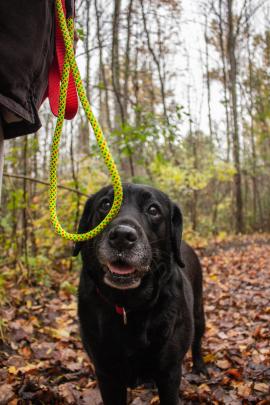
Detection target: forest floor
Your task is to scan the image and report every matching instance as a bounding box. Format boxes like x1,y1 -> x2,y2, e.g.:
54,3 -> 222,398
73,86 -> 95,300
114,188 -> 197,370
0,234 -> 269,404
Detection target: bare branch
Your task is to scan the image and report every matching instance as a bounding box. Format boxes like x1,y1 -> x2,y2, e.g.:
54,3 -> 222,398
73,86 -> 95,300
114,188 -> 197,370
3,173 -> 89,198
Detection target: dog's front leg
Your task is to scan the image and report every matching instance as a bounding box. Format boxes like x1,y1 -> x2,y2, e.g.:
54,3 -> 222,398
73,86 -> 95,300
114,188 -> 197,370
155,366 -> 182,405
97,372 -> 127,405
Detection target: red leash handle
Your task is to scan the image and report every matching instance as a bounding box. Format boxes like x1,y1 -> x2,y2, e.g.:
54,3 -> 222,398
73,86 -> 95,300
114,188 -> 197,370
48,0 -> 78,119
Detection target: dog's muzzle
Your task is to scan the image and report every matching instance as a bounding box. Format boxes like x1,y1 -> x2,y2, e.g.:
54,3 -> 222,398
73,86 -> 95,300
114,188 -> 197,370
97,222 -> 151,290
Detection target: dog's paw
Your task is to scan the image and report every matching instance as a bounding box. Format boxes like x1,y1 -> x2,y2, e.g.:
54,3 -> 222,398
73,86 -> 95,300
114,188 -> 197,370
192,362 -> 209,377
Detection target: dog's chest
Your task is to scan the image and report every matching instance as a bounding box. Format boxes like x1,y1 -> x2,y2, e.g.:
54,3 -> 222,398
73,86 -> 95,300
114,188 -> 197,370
122,315 -> 150,352
116,307 -> 181,385
119,317 -> 156,385
122,304 -> 179,353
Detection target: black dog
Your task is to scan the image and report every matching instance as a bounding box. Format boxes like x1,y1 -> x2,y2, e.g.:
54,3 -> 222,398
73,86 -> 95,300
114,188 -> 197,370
74,183 -> 206,405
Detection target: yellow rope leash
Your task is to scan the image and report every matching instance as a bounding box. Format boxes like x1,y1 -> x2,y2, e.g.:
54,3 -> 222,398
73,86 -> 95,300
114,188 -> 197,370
49,0 -> 123,241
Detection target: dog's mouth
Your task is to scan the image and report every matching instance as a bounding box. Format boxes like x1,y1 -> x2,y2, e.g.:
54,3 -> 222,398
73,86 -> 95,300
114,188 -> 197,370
103,259 -> 144,290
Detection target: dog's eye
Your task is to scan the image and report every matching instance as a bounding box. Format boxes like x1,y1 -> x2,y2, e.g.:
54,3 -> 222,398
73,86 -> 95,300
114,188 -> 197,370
99,199 -> 111,212
148,204 -> 160,217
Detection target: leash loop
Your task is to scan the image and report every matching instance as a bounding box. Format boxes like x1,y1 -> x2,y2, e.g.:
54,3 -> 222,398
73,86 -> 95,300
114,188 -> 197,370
49,0 -> 123,241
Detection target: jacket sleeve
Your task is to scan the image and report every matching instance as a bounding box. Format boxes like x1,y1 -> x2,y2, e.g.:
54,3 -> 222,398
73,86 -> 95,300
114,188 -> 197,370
65,0 -> 75,18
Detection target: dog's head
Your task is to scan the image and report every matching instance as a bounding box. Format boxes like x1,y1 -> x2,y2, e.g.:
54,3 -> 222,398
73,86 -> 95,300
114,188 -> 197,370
74,183 -> 184,290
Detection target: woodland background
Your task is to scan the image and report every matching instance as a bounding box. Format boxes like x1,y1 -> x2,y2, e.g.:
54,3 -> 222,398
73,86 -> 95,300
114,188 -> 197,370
1,0 -> 270,272
1,0 -> 270,275
0,0 -> 270,403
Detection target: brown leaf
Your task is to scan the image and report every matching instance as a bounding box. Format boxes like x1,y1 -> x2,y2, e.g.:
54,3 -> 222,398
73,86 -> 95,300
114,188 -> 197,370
216,359 -> 231,369
0,384 -> 15,405
58,382 -> 80,404
217,331 -> 228,340
254,383 -> 269,394
31,341 -> 56,360
6,355 -> 26,368
1,307 -> 16,321
197,383 -> 211,395
8,362 -> 44,376
236,382 -> 252,398
80,387 -> 103,405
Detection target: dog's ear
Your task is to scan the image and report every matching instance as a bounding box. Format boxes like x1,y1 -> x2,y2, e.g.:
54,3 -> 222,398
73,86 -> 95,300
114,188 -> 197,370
171,202 -> 185,268
73,196 -> 95,257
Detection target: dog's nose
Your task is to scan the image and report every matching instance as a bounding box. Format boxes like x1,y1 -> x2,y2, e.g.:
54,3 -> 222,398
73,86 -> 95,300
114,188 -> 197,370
108,225 -> 138,250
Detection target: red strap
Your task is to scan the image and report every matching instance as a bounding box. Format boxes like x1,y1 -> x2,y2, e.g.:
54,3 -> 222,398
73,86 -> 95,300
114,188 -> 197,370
47,0 -> 78,120
116,306 -> 127,324
115,305 -> 124,315
96,289 -> 127,324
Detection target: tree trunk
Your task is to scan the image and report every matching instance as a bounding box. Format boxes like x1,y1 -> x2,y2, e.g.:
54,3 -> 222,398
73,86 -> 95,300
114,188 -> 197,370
218,0 -> 231,161
111,0 -> 134,177
0,117 -> 4,204
187,74 -> 198,232
227,0 -> 243,233
123,0 -> 133,121
85,0 -> 91,101
94,0 -> 112,132
246,3 -> 261,228
80,0 -> 91,155
140,0 -> 168,124
111,0 -> 124,124
22,136 -> 29,273
132,34 -> 140,126
204,12 -> 214,141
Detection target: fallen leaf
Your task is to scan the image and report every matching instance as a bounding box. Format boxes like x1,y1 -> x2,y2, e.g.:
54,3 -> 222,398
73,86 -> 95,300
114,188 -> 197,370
254,383 -> 269,394
203,353 -> 216,363
226,368 -> 242,380
198,383 -> 211,394
58,382 -> 80,404
237,382 -> 252,398
216,359 -> 231,369
0,383 -> 15,405
80,387 -> 103,405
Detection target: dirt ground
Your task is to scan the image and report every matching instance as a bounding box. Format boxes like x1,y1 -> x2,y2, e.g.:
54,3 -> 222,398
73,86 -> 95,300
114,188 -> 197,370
0,235 -> 269,404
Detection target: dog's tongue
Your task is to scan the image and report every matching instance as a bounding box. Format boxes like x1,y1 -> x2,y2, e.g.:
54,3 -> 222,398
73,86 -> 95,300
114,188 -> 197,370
107,263 -> 136,275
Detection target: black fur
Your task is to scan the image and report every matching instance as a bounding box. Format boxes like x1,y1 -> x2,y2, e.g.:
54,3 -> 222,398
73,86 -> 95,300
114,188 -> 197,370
74,183 -> 207,405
